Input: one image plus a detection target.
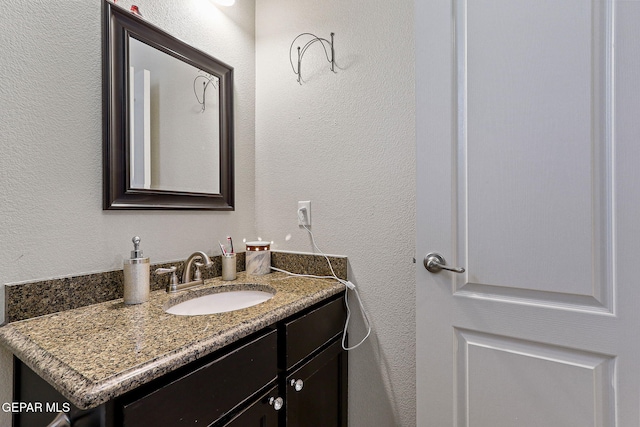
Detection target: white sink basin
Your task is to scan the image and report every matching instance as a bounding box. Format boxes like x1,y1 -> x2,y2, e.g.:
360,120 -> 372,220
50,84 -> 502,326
166,290 -> 274,316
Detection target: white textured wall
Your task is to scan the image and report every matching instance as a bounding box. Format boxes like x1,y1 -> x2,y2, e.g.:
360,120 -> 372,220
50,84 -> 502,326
255,1 -> 416,426
0,0 -> 255,422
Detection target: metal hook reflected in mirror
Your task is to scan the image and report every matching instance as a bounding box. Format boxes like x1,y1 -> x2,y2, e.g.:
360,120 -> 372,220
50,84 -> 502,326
193,72 -> 219,112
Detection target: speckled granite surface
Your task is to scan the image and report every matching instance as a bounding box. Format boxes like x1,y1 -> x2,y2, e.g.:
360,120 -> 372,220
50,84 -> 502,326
0,272 -> 345,409
5,251 -> 347,323
271,251 -> 347,279
4,253 -> 245,323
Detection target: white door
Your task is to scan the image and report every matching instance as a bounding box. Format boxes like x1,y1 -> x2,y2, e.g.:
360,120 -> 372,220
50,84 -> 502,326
416,0 -> 640,425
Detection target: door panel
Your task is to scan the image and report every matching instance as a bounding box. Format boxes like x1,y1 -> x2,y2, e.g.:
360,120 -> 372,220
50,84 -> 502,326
455,329 -> 615,426
456,0 -> 614,310
416,0 -> 640,425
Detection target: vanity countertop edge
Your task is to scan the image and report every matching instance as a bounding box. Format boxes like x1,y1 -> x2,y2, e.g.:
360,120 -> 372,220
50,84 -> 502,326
0,272 -> 345,410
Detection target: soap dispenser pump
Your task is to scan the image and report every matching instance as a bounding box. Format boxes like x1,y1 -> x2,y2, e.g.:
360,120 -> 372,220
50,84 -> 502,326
123,236 -> 150,304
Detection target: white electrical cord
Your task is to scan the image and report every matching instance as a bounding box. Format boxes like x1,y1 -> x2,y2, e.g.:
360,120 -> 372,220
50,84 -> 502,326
270,209 -> 372,351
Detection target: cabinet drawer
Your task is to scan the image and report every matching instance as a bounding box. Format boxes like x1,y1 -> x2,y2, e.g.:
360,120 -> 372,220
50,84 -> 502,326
121,329 -> 277,426
283,296 -> 345,369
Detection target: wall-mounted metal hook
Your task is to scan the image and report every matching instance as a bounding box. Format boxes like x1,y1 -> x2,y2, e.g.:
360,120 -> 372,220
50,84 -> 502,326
289,32 -> 336,84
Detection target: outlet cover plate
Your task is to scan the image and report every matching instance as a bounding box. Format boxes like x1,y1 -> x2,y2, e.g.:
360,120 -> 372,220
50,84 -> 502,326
298,201 -> 311,226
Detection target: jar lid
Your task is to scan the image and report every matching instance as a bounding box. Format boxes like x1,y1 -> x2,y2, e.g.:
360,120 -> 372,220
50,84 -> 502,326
246,241 -> 270,250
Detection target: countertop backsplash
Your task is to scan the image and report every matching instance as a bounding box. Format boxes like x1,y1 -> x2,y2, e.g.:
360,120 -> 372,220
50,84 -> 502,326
4,251 -> 347,323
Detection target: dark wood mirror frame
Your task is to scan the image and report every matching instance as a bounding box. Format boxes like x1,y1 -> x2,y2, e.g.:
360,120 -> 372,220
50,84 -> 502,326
102,0 -> 234,210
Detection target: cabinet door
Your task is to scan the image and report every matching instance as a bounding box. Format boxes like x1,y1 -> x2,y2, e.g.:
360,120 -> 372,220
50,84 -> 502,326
285,339 -> 347,427
221,386 -> 281,427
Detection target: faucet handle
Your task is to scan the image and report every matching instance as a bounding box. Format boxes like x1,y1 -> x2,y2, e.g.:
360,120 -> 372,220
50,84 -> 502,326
155,266 -> 178,287
193,261 -> 212,280
194,262 -> 203,281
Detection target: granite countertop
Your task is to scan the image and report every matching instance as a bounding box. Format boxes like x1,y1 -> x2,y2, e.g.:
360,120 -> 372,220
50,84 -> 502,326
0,272 -> 344,410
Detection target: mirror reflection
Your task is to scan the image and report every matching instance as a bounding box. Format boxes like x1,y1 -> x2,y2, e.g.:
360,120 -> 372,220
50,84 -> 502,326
129,38 -> 220,194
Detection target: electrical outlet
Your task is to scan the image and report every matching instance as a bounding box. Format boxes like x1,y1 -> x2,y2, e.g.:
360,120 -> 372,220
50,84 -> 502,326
298,201 -> 311,226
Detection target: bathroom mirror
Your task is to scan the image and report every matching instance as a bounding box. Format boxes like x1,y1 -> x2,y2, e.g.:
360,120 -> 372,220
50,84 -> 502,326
103,0 -> 234,209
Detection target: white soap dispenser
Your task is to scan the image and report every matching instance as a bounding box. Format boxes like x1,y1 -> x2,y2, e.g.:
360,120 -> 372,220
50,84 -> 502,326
123,236 -> 150,304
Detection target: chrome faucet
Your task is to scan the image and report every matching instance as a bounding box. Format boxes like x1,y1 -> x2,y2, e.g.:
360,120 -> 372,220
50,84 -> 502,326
156,251 -> 213,293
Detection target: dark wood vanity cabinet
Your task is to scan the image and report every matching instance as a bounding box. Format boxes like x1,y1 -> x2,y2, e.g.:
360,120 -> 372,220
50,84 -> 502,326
13,294 -> 347,427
